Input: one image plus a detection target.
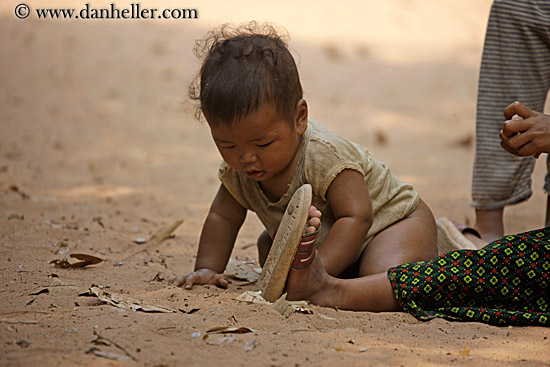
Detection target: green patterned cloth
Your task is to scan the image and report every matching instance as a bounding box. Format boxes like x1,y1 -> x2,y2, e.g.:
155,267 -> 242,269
388,228 -> 550,326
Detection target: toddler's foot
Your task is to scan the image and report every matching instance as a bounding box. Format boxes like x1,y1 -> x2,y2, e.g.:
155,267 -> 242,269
285,206 -> 337,306
304,205 -> 321,235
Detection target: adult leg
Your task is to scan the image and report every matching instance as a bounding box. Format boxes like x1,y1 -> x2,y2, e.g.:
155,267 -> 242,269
471,0 -> 550,239
474,208 -> 504,244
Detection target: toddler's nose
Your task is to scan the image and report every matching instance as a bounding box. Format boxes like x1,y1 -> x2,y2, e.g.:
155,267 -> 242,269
239,151 -> 258,164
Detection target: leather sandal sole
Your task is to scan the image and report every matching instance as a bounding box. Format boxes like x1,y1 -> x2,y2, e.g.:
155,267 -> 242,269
256,184 -> 312,302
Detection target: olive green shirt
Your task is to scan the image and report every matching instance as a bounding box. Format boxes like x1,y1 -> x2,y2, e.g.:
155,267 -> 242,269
218,119 -> 420,261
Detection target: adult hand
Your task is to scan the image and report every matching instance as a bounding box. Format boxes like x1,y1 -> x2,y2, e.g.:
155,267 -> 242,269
499,101 -> 550,157
167,268 -> 230,289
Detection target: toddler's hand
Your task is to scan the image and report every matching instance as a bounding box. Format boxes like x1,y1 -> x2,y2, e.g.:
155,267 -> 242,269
167,268 -> 230,290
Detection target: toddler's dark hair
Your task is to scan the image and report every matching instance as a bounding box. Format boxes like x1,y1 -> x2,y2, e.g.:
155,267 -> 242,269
189,22 -> 303,126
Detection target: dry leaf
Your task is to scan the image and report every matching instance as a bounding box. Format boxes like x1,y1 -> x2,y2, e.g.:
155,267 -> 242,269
459,346 -> 471,356
50,253 -> 104,269
233,290 -> 270,305
179,307 -> 200,314
234,290 -> 313,316
0,319 -> 41,325
272,293 -> 294,318
206,326 -> 253,334
88,287 -> 176,313
69,253 -> 104,267
30,288 -> 49,296
292,304 -> 313,315
226,258 -> 261,282
86,348 -> 131,361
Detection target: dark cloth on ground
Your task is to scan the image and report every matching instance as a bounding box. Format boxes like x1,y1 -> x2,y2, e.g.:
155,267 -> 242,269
388,228 -> 550,326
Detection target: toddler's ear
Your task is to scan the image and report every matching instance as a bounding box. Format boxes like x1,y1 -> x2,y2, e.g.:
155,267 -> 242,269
295,99 -> 308,134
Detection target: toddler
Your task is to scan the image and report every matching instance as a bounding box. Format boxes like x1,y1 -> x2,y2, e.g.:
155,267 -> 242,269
169,22 -> 438,311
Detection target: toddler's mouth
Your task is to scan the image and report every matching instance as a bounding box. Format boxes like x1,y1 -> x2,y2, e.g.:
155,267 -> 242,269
245,170 -> 265,180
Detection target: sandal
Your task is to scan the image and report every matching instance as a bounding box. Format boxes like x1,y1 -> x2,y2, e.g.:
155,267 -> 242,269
453,222 -> 482,239
436,217 -> 477,255
257,184 -> 312,302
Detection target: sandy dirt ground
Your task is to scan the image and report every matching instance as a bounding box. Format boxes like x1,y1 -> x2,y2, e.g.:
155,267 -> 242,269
2,1 -> 550,366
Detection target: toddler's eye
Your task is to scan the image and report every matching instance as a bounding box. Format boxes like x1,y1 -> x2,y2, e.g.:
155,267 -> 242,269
257,142 -> 273,148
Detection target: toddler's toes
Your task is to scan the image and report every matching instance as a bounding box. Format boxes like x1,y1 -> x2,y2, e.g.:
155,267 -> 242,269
304,206 -> 322,234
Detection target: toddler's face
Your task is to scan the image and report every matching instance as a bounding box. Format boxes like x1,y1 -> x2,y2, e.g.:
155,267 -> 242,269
209,103 -> 306,185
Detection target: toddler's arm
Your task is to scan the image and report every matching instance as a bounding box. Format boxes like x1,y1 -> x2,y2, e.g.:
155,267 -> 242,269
169,184 -> 246,289
318,169 -> 373,276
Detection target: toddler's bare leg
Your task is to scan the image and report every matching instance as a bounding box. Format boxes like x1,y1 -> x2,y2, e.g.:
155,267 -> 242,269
285,253 -> 400,311
284,205 -> 401,311
357,200 -> 437,276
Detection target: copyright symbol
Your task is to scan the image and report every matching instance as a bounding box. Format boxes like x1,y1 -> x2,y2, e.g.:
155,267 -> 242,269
15,3 -> 30,19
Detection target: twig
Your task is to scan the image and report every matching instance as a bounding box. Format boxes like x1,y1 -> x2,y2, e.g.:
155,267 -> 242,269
0,311 -> 49,316
93,330 -> 137,362
0,319 -> 41,324
116,219 -> 183,264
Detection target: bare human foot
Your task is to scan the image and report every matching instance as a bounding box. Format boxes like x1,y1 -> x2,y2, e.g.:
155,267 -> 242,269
284,205 -> 401,312
285,205 -> 339,307
304,205 -> 321,235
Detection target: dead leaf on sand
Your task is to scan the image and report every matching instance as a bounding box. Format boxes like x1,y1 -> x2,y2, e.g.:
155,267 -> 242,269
206,326 -> 253,334
86,347 -> 131,361
233,290 -> 270,305
90,330 -> 137,361
226,258 -> 261,282
86,286 -> 177,313
272,293 -> 294,318
179,306 -> 200,314
234,291 -> 313,317
50,253 -> 104,269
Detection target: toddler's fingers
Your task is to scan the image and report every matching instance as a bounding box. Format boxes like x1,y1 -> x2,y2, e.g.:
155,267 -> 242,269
184,274 -> 198,290
167,275 -> 186,287
216,274 -> 229,288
